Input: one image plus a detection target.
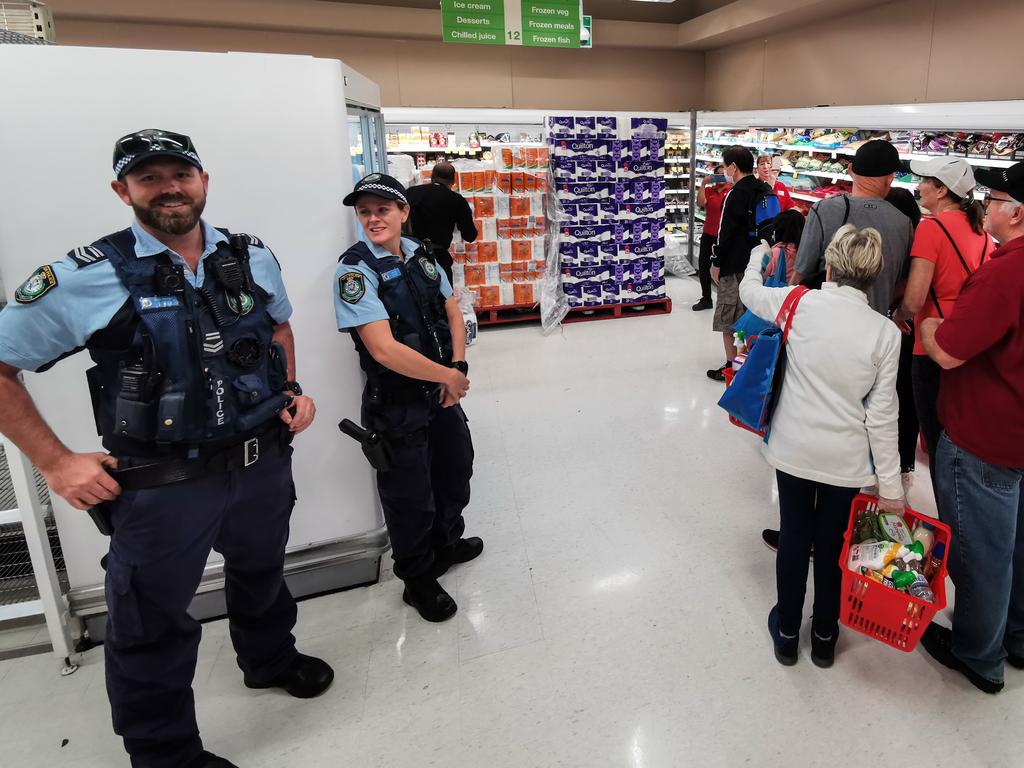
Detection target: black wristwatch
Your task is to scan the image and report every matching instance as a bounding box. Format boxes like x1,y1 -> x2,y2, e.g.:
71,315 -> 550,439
283,380 -> 303,396
452,361 -> 469,375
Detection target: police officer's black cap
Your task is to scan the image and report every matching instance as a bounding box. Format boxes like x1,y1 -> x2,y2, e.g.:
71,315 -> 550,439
975,162 -> 1024,204
343,173 -> 409,206
113,129 -> 204,179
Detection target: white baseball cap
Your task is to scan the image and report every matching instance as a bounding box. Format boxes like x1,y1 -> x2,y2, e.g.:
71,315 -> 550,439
909,156 -> 976,198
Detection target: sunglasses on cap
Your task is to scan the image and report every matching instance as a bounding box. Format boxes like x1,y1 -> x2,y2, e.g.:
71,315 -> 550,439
116,129 -> 196,156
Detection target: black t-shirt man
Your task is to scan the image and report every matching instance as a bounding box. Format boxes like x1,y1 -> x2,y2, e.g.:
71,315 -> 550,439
406,163 -> 478,282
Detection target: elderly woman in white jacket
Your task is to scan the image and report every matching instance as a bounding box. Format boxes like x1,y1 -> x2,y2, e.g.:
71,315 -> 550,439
739,224 -> 903,669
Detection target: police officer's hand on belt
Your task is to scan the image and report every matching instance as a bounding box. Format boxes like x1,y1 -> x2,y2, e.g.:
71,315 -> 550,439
0,128 -> 332,768
335,173 -> 482,625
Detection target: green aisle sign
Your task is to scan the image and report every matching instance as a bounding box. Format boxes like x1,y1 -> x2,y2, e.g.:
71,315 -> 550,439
441,0 -> 505,45
441,0 -> 584,48
520,1 -> 580,48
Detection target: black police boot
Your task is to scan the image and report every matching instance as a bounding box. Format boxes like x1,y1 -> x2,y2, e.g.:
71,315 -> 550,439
244,653 -> 334,699
186,751 -> 240,768
403,575 -> 457,622
432,536 -> 485,577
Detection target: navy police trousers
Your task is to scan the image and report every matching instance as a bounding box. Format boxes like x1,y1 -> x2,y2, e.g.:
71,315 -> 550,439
364,394 -> 475,580
102,448 -> 298,768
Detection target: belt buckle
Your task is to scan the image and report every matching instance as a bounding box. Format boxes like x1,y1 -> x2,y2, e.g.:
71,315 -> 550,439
243,437 -> 259,467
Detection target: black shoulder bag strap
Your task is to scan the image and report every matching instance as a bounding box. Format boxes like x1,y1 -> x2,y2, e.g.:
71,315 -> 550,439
927,219 -> 989,319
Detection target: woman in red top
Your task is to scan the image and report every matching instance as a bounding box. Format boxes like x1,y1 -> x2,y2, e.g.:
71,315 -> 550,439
892,157 -> 994,478
694,164 -> 731,310
755,154 -> 796,211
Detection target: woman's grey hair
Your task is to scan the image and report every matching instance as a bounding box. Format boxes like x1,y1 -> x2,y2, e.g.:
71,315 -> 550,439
825,224 -> 883,292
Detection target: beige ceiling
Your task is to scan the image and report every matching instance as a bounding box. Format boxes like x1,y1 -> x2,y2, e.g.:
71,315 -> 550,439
317,0 -> 736,24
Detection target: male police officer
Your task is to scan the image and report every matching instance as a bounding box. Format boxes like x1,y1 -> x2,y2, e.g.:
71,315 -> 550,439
406,161 -> 478,283
335,173 -> 481,622
0,129 -> 332,768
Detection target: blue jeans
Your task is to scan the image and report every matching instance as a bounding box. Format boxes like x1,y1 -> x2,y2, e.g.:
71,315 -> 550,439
936,432 -> 1024,684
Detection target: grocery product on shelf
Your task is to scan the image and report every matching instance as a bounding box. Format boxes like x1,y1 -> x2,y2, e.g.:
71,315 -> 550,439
695,124 -> 1024,209
550,117 -> 669,308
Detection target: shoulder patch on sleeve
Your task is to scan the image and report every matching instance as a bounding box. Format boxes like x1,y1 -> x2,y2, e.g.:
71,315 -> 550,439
14,265 -> 59,304
66,246 -> 108,268
338,271 -> 365,304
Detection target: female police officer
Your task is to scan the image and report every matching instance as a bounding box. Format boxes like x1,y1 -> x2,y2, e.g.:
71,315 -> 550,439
334,173 -> 482,622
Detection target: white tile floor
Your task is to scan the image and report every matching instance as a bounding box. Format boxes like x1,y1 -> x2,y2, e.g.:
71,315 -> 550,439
2,274 -> 1021,768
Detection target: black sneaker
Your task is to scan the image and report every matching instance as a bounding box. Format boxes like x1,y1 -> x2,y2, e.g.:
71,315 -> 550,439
706,362 -> 729,382
762,529 -> 813,560
810,629 -> 838,668
692,297 -> 713,311
919,623 -> 1004,694
1008,651 -> 1024,670
768,605 -> 798,666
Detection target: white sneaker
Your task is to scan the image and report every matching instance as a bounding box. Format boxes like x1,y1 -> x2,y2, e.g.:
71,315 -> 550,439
902,472 -> 915,493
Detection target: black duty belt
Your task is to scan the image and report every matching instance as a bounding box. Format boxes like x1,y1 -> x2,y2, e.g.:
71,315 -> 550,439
111,423 -> 292,491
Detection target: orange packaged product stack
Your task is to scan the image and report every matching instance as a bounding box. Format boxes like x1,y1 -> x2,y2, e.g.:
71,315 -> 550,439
448,144 -> 552,310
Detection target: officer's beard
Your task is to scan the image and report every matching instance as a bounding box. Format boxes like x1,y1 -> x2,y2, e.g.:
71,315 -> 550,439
134,193 -> 207,236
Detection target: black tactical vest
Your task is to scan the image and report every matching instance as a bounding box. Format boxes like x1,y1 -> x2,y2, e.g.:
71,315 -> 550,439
339,240 -> 453,393
84,228 -> 289,456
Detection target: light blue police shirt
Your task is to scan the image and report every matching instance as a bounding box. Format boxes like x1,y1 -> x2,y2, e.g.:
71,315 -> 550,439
334,236 -> 453,332
0,219 -> 292,372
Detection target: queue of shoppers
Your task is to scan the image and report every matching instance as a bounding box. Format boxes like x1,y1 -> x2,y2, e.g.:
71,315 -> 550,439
705,142 -> 1024,693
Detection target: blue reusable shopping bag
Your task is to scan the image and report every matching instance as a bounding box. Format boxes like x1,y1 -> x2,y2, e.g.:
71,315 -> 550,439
732,245 -> 788,339
717,285 -> 809,437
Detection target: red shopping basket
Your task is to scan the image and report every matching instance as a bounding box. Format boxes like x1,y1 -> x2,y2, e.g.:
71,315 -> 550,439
838,494 -> 950,652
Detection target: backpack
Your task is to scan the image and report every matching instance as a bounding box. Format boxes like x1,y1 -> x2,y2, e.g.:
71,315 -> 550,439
748,182 -> 782,243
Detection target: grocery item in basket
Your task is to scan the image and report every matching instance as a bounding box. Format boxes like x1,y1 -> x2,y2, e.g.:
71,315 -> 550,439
923,541 -> 946,580
848,541 -> 909,571
907,571 -> 936,603
877,513 -> 914,545
912,521 -> 936,557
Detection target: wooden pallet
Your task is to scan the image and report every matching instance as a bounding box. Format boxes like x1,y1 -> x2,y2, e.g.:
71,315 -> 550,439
476,297 -> 673,327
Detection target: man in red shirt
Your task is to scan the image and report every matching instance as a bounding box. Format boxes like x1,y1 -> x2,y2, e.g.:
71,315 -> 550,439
918,161 -> 1024,694
693,164 -> 731,311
